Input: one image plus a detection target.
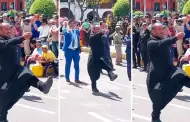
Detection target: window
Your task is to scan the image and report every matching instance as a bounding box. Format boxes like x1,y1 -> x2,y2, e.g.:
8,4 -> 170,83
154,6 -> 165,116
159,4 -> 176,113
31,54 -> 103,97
154,3 -> 160,11
136,2 -> 140,9
20,2 -> 23,10
10,2 -> 14,9
1,2 -> 7,11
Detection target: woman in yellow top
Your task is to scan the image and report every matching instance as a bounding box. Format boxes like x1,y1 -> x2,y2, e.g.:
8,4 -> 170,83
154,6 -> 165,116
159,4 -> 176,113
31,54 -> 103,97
39,45 -> 57,76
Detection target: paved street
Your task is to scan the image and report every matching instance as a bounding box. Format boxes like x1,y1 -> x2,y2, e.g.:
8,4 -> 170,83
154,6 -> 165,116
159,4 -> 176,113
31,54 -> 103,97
60,51 -> 131,122
132,69 -> 190,122
8,78 -> 59,122
109,45 -> 126,54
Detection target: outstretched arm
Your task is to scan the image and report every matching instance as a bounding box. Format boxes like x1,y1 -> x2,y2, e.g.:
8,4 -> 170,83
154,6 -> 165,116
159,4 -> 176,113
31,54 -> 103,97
0,36 -> 24,49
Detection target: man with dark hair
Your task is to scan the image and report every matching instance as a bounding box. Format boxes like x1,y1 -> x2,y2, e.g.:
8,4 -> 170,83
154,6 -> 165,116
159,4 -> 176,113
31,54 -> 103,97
0,22 -> 53,122
147,23 -> 190,122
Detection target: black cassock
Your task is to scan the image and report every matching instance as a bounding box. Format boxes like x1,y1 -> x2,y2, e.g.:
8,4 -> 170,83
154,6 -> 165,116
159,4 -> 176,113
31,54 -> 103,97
0,36 -> 39,121
87,33 -> 113,82
147,36 -> 190,120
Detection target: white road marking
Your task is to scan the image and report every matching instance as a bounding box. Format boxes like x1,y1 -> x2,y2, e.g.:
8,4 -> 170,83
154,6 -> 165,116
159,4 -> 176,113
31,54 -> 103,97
88,112 -> 113,122
132,113 -> 151,121
25,92 -> 58,100
116,118 -> 128,122
133,95 -> 190,110
60,96 -> 66,99
60,90 -> 70,93
15,104 -> 56,115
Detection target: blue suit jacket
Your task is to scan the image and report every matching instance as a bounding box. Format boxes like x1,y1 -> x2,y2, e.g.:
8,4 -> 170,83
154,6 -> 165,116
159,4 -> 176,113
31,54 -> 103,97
62,29 -> 80,52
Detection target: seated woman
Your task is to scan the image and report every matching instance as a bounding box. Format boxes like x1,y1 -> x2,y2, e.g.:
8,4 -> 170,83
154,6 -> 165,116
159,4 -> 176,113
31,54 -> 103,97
39,45 -> 57,75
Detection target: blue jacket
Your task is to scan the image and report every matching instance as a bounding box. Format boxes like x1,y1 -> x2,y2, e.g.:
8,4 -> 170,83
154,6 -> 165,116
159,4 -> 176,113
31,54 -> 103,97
62,29 -> 80,52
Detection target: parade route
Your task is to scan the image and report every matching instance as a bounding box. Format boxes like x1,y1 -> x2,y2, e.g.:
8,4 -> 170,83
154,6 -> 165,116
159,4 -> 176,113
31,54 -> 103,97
132,69 -> 190,122
60,51 -> 131,122
8,78 -> 59,122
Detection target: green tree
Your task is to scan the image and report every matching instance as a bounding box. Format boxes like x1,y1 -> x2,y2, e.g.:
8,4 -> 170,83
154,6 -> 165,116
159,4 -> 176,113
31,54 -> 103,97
133,11 -> 143,16
160,10 -> 171,17
25,0 -> 35,12
182,0 -> 190,15
7,10 -> 18,17
178,0 -> 188,13
113,0 -> 130,17
29,0 -> 56,18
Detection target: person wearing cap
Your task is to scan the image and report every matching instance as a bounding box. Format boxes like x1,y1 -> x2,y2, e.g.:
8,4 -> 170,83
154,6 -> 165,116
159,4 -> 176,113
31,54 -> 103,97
38,18 -> 50,40
2,13 -> 8,23
113,25 -> 123,65
63,19 -> 81,83
0,22 -> 53,122
39,45 -> 57,75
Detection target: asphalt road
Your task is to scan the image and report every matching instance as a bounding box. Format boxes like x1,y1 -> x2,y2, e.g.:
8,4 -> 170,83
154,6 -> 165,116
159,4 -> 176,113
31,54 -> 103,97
8,77 -> 59,122
132,68 -> 190,122
60,51 -> 131,122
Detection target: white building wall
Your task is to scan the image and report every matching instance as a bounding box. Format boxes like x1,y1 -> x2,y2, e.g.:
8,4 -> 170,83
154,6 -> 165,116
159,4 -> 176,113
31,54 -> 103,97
60,2 -> 112,21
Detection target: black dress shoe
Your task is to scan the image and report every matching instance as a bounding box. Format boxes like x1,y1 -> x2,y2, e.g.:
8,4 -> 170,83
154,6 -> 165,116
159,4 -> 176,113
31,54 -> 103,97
75,80 -> 82,83
133,66 -> 137,69
42,76 -> 53,94
108,72 -> 118,81
92,88 -> 99,92
66,79 -> 71,82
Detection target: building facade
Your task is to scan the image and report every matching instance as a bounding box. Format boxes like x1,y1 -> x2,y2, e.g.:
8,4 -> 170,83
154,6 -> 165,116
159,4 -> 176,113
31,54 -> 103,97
133,0 -> 177,14
0,0 -> 24,11
60,0 -> 116,21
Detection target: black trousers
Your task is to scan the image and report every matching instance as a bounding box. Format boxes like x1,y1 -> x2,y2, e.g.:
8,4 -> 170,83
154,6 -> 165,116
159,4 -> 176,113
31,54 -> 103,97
148,67 -> 190,120
0,66 -> 40,121
132,48 -> 141,67
88,56 -> 113,89
141,50 -> 148,69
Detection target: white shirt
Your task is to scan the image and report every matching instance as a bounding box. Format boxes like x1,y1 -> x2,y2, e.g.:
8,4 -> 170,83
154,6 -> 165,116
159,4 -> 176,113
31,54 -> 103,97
38,25 -> 50,38
185,48 -> 190,56
68,30 -> 78,50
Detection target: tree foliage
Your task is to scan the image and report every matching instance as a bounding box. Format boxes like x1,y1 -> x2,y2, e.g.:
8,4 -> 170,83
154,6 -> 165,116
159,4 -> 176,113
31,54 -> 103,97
7,10 -> 18,17
29,0 -> 56,18
25,0 -> 35,12
178,0 -> 188,13
182,0 -> 190,15
160,10 -> 171,17
133,11 -> 143,16
113,0 -> 130,17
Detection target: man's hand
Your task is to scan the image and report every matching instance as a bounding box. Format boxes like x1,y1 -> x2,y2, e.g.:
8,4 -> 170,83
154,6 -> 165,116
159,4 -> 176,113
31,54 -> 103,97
176,32 -> 185,40
23,32 -> 32,40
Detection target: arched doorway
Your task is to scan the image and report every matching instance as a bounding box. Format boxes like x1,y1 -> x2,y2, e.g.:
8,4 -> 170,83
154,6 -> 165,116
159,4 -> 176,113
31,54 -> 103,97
102,11 -> 113,19
87,11 -> 99,21
60,8 -> 74,19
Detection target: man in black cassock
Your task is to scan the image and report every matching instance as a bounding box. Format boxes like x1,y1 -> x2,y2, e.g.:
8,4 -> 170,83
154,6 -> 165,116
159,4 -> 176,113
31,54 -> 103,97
147,23 -> 190,122
0,23 -> 53,122
87,24 -> 117,92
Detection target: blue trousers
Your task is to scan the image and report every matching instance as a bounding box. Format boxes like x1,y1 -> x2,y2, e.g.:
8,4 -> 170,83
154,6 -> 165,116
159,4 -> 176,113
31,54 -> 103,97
64,49 -> 80,81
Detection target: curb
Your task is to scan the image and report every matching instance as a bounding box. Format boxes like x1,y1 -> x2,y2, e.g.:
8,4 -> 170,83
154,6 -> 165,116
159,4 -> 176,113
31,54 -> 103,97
81,47 -> 126,60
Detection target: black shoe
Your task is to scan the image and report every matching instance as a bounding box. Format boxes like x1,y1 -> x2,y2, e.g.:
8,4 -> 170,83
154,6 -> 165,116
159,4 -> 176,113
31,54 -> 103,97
92,88 -> 99,92
66,79 -> 71,82
108,72 -> 118,81
152,119 -> 162,122
133,66 -> 137,69
140,68 -> 147,72
75,80 -> 82,83
42,76 -> 53,94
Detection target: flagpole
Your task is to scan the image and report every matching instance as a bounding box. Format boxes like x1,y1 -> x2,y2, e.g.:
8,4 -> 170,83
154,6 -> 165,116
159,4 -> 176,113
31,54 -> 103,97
144,0 -> 146,17
167,0 -> 169,17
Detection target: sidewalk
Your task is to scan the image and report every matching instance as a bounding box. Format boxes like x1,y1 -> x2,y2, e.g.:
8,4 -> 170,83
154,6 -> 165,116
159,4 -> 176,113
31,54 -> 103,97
81,45 -> 126,60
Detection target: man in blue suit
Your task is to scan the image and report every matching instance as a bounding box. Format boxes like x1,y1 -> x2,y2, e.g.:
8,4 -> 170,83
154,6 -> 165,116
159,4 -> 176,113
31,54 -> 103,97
63,20 -> 81,83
